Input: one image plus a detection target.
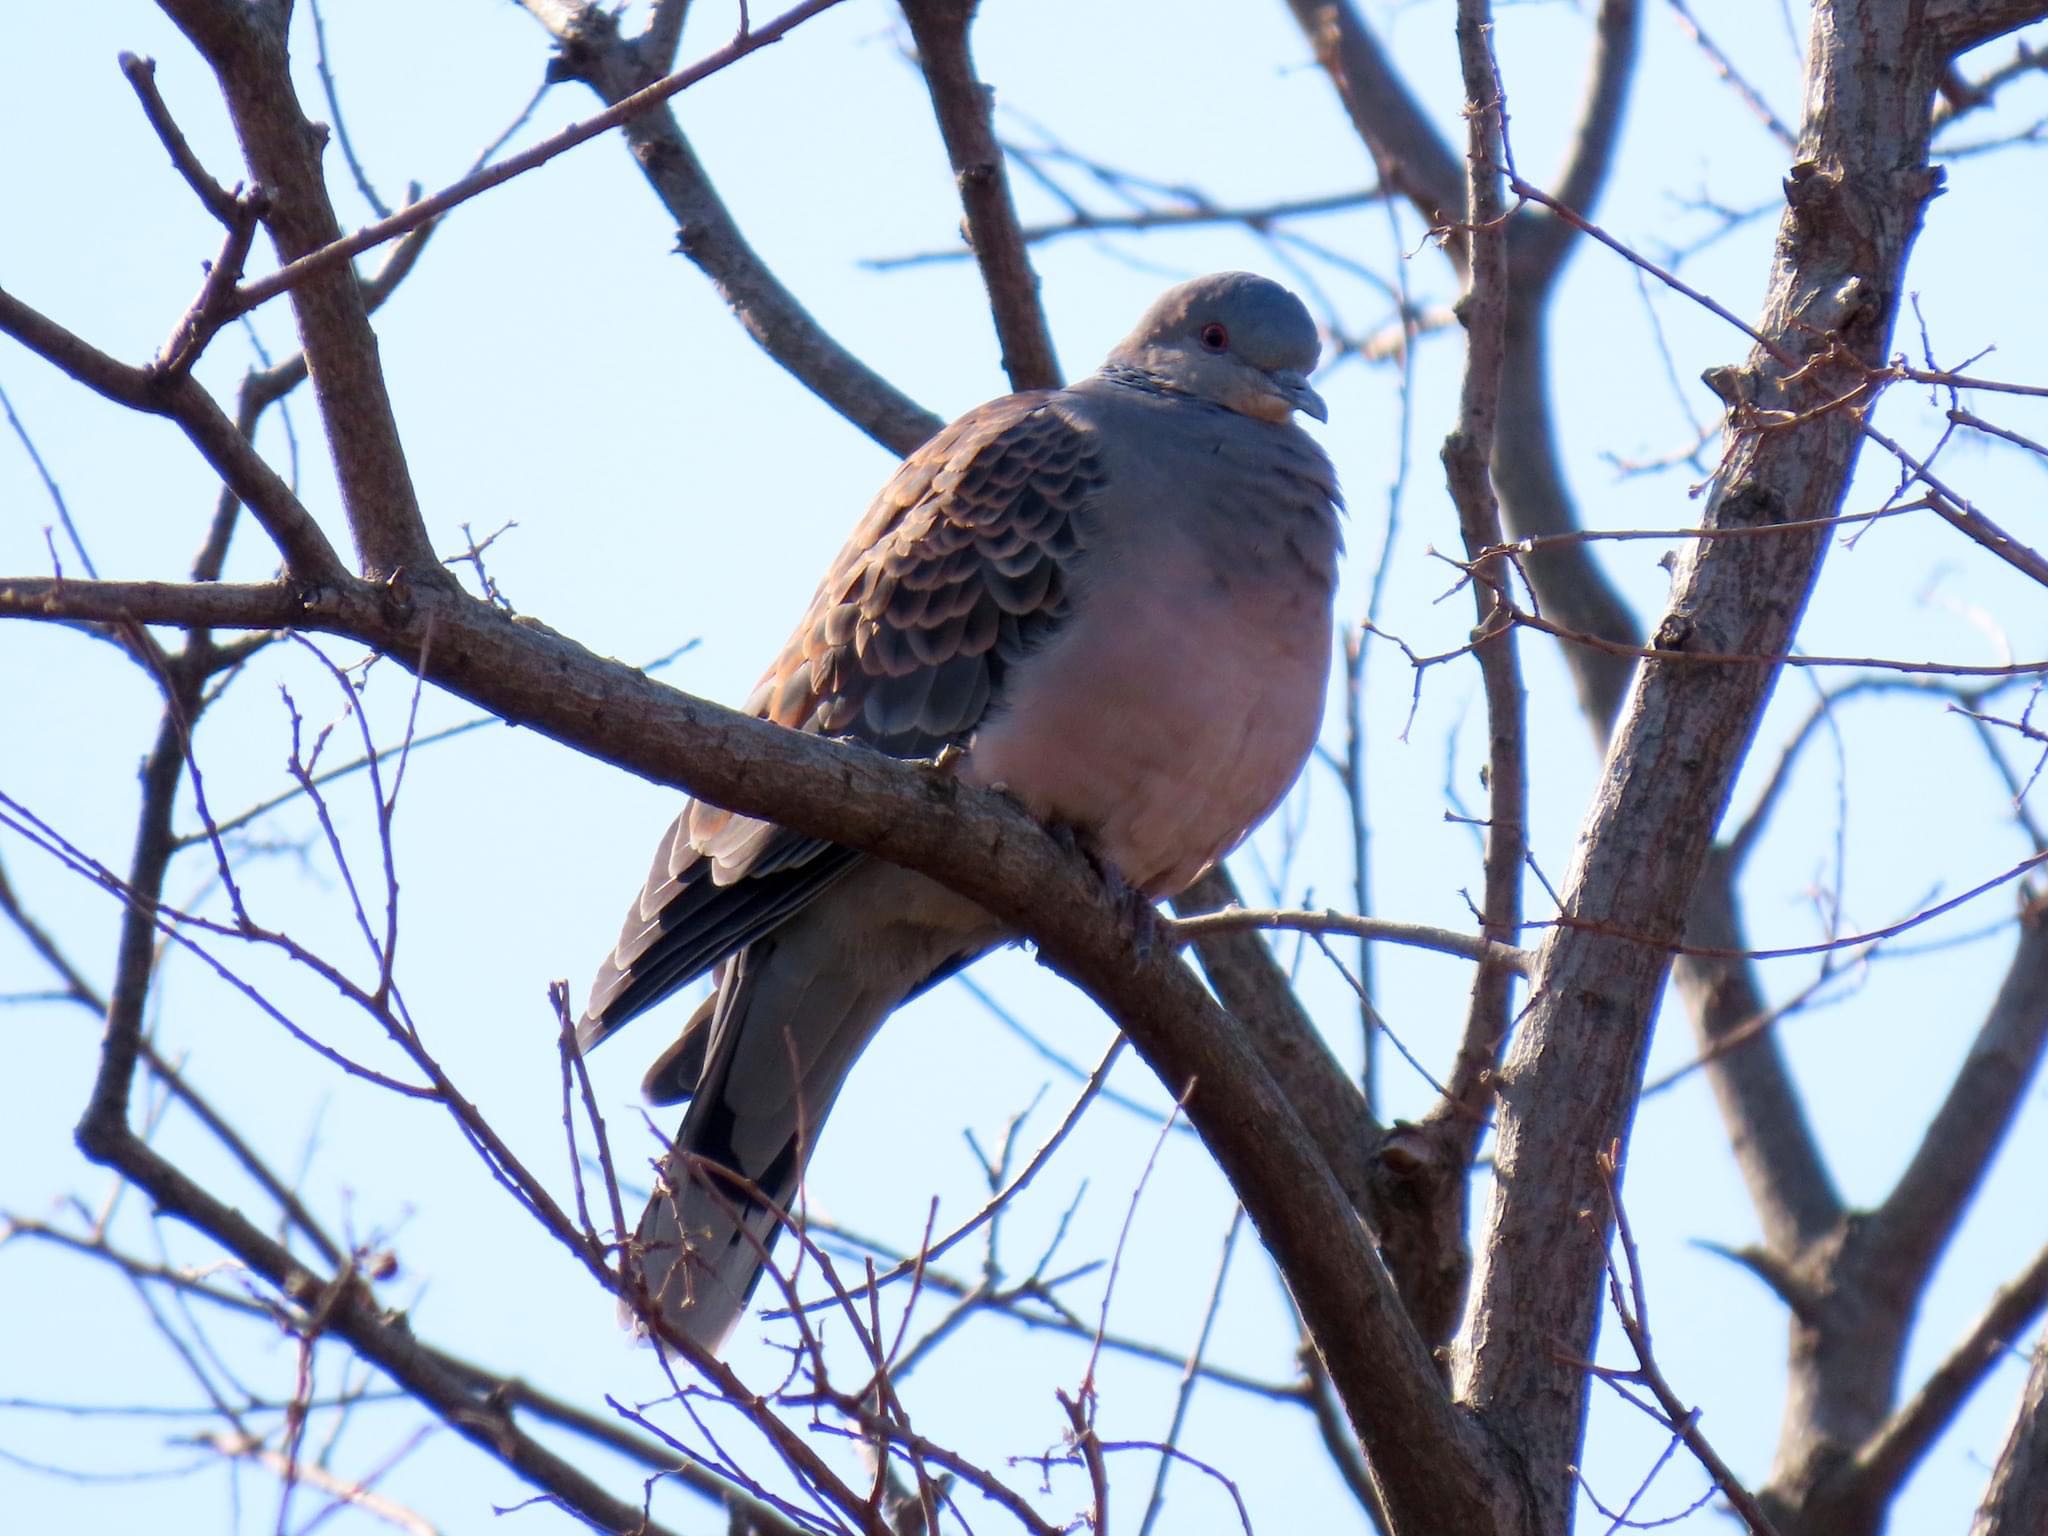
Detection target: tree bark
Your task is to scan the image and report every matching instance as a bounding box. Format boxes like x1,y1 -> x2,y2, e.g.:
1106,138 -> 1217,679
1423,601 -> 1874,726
1452,3 -> 1948,1528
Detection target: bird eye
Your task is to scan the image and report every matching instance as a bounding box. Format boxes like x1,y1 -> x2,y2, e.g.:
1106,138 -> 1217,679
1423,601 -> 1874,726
1199,322 -> 1229,353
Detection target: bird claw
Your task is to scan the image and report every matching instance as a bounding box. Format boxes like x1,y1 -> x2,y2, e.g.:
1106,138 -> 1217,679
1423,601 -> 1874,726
1115,879 -> 1165,962
1048,821 -> 1161,960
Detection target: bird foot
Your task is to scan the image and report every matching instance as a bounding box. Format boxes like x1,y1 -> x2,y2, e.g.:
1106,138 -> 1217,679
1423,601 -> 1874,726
1048,821 -> 1162,961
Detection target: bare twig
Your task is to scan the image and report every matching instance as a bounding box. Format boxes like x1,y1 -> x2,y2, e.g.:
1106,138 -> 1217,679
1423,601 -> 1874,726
224,0 -> 852,326
1592,1148 -> 1784,1536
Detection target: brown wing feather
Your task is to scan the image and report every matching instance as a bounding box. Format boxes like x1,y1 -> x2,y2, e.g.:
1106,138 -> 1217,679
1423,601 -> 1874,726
580,393 -> 1102,1054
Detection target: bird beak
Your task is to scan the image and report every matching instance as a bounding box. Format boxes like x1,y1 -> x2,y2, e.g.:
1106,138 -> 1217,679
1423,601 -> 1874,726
1269,369 -> 1329,423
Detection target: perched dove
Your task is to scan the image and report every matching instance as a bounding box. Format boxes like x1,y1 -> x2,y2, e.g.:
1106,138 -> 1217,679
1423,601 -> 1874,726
580,272 -> 1341,1350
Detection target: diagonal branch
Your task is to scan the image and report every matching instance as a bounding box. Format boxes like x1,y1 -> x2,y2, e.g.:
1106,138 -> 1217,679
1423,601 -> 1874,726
530,0 -> 943,457
0,285 -> 344,582
1281,0 -> 1466,263
1866,901 -> 2048,1293
1832,1242 -> 2048,1520
899,0 -> 1060,393
1506,0 -> 1641,293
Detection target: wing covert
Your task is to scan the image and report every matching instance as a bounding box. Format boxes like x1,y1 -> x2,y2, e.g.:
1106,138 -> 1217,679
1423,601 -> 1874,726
580,393 -> 1103,1052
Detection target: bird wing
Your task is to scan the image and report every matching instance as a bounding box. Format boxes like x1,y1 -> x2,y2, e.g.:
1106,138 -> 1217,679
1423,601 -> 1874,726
579,390 -> 1102,1051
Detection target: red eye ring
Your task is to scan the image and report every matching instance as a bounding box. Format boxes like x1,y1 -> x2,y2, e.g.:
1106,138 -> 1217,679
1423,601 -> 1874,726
1199,322 -> 1229,353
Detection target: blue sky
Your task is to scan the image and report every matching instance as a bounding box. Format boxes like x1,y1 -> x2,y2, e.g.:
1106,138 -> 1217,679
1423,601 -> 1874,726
4,2 -> 2047,1531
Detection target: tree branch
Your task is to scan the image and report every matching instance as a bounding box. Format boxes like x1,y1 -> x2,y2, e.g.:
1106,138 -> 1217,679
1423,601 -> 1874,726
534,1 -> 945,457
5,568 -> 1528,1534
158,0 -> 435,581
1833,1242 -> 2048,1520
1670,852 -> 1844,1255
0,286 -> 345,582
1867,902 -> 2048,1293
899,0 -> 1061,393
1971,1338 -> 2048,1536
1434,0 -> 1526,1150
1452,5 -> 1951,1527
1281,0 -> 1467,263
1506,0 -> 1641,293
1927,0 -> 2048,55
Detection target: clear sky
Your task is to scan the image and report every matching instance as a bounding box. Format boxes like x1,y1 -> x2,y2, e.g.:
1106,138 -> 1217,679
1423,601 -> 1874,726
4,2 -> 2046,1532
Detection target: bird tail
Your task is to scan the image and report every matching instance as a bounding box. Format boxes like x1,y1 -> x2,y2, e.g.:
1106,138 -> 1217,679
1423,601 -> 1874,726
620,938 -> 896,1353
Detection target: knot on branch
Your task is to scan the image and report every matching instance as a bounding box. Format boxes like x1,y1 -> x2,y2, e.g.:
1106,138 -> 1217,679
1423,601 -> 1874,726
1713,479 -> 1790,528
1368,1122 -> 1474,1351
544,7 -> 621,86
1782,158 -> 1845,226
1702,362 -> 1760,410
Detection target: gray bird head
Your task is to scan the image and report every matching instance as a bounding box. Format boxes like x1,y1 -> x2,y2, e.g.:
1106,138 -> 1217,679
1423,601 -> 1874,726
1102,271 -> 1328,425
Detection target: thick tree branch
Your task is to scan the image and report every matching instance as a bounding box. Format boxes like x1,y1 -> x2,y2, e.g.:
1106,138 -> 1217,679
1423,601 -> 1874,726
899,0 -> 1061,393
1928,1 -> 2048,54
3,569 -> 1527,1534
638,0 -> 694,74
1452,6 -> 1949,1529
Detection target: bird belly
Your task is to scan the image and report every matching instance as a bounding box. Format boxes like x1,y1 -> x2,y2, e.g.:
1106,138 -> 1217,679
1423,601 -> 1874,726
964,544 -> 1331,896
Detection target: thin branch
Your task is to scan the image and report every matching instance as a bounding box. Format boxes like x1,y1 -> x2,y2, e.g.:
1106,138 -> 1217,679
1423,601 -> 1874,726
1136,1207 -> 1243,1536
0,378 -> 101,580
192,1431 -> 435,1536
138,1041 -> 346,1270
1435,0 -> 1526,1141
532,0 -> 942,455
1661,0 -> 1797,149
899,0 -> 1060,392
864,189 -> 1383,267
1834,1242 -> 2048,1515
118,52 -> 238,222
1169,902 -> 1530,973
223,0 -> 849,326
1593,1149 -> 1784,1536
306,0 -> 392,219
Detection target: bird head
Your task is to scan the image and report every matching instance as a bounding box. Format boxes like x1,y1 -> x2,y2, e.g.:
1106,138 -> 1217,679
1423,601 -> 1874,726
1102,271 -> 1328,425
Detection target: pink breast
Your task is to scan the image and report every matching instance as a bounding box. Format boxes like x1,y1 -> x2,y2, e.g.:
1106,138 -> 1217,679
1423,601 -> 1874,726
964,544 -> 1331,896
